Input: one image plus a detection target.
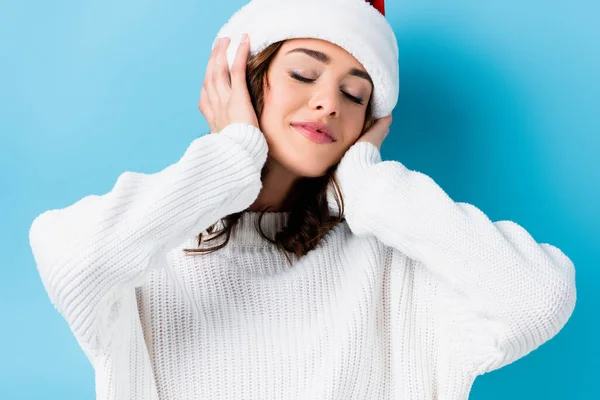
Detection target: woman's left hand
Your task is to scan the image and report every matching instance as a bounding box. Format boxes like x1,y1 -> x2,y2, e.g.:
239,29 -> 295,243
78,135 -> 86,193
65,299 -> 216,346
355,114 -> 393,151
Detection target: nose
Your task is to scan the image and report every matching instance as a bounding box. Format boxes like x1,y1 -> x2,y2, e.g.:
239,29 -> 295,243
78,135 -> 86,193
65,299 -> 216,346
307,84 -> 340,117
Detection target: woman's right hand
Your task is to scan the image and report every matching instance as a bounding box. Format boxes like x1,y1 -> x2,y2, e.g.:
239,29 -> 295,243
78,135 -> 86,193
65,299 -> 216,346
198,34 -> 259,133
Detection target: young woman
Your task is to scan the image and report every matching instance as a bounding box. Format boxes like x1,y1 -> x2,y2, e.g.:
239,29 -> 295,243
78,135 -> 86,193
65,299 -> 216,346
29,1 -> 576,399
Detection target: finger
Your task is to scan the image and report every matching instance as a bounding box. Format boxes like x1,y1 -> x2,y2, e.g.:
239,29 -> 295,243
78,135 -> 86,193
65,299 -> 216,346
199,85 -> 214,123
208,37 -> 233,130
377,116 -> 392,138
202,38 -> 222,109
371,115 -> 392,134
231,33 -> 251,92
204,37 -> 222,90
213,37 -> 232,99
376,115 -> 392,125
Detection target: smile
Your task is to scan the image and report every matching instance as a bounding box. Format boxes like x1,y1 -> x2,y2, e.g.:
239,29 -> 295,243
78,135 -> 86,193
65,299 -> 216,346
292,125 -> 334,144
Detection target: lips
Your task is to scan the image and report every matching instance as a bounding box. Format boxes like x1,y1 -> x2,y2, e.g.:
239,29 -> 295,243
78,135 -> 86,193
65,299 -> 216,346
292,125 -> 333,144
291,121 -> 335,141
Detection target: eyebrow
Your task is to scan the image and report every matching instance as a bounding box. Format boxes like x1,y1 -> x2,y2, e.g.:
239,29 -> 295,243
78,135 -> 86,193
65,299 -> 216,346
285,47 -> 373,86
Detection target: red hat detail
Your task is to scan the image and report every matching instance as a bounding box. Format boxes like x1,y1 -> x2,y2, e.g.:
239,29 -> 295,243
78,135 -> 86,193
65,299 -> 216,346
368,0 -> 385,16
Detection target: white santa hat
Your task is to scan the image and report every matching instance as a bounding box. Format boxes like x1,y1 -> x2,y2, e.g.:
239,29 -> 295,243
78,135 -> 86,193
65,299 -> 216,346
213,0 -> 399,119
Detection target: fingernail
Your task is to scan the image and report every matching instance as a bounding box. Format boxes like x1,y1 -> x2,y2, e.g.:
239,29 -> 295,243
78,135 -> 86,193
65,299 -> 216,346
241,33 -> 248,43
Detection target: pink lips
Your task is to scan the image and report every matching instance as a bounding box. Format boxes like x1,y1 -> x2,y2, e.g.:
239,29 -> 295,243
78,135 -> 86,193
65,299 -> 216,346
291,122 -> 335,144
292,125 -> 334,144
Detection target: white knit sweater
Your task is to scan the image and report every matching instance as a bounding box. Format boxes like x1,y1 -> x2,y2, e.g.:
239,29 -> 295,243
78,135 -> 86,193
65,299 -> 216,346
29,123 -> 577,399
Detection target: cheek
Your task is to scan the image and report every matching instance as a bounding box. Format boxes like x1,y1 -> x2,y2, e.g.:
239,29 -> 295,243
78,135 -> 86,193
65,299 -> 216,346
268,82 -> 299,110
260,84 -> 301,127
342,111 -> 368,143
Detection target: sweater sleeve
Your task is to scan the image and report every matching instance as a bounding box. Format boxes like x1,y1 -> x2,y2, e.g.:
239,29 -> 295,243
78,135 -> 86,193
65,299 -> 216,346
29,122 -> 267,357
334,141 -> 577,376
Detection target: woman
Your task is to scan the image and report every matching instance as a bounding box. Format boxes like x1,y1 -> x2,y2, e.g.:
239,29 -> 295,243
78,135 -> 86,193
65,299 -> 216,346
29,0 -> 576,399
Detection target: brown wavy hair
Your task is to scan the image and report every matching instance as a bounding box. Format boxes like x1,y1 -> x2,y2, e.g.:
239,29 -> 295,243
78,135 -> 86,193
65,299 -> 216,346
183,40 -> 375,265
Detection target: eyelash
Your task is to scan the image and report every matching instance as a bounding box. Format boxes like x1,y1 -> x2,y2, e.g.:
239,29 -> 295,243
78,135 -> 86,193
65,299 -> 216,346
290,73 -> 364,105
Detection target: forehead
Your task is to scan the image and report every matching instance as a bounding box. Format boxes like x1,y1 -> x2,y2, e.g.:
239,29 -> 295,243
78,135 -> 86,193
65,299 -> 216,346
279,38 -> 364,69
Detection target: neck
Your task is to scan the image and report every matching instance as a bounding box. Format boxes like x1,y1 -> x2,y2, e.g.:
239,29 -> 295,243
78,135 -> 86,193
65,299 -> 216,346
247,156 -> 303,212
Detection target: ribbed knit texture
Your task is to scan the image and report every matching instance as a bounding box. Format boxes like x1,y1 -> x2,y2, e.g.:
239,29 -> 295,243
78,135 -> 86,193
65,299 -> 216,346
29,122 -> 577,399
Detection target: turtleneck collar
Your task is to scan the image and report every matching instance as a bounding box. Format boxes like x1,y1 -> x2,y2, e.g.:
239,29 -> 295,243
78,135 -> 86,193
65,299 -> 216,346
228,211 -> 292,247
184,211 -> 292,249
187,184 -> 343,249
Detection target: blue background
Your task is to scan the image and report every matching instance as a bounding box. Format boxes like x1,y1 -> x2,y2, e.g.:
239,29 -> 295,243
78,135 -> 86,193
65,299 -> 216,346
1,0 -> 597,398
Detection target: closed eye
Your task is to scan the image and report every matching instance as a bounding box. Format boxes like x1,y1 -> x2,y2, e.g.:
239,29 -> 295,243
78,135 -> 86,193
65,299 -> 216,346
290,73 -> 365,105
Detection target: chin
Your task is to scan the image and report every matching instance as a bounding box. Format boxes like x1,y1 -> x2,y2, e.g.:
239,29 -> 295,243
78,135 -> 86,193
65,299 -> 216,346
272,153 -> 330,178
264,134 -> 333,179
298,169 -> 329,179
284,162 -> 330,179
